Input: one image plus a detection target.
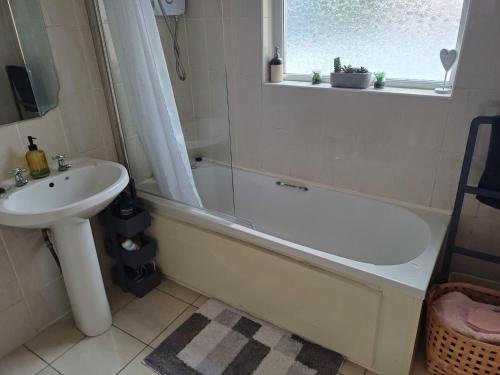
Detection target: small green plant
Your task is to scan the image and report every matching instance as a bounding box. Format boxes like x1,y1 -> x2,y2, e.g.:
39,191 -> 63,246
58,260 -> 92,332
334,57 -> 341,73
312,70 -> 321,85
337,63 -> 369,74
374,71 -> 386,83
341,64 -> 355,73
355,66 -> 369,73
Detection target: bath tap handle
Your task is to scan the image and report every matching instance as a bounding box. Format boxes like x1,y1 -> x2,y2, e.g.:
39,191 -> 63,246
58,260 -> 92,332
276,181 -> 309,192
8,168 -> 28,187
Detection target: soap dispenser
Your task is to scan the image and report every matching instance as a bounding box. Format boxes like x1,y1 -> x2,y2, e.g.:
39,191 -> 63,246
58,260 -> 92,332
270,46 -> 283,83
25,136 -> 50,179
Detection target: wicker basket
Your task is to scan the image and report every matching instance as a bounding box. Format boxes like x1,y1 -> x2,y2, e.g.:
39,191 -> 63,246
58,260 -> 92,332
426,282 -> 500,375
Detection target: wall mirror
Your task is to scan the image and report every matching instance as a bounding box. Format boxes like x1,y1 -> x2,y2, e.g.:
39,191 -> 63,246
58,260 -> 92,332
0,0 -> 59,126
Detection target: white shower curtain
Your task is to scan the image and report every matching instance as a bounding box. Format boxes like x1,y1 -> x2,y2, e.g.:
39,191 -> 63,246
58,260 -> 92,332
104,0 -> 202,207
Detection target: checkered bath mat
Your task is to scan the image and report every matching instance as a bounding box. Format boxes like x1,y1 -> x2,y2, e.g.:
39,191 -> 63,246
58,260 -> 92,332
144,299 -> 344,375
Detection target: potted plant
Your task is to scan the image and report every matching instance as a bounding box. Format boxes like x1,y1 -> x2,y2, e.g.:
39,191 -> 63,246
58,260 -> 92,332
373,72 -> 386,89
330,57 -> 372,89
312,70 -> 321,85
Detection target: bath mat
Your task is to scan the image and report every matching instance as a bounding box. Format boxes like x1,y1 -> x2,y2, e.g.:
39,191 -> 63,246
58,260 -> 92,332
144,299 -> 344,375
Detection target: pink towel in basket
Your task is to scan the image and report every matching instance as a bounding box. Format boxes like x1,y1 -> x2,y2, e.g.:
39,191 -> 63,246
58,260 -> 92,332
432,291 -> 500,344
467,308 -> 500,334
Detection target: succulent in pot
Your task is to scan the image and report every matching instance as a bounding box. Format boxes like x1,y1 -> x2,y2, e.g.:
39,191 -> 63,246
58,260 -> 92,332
312,70 -> 322,85
373,72 -> 386,89
330,57 -> 372,89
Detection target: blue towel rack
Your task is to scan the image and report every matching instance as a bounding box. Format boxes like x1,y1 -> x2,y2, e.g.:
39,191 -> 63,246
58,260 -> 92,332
440,115 -> 500,281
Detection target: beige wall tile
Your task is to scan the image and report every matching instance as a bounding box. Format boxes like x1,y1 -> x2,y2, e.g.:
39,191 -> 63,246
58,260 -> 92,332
25,277 -> 70,331
454,1 -> 500,91
6,230 -> 61,297
40,0 -> 79,27
59,91 -> 106,154
47,26 -> 93,96
0,302 -> 36,358
0,124 -> 25,177
0,240 -> 22,313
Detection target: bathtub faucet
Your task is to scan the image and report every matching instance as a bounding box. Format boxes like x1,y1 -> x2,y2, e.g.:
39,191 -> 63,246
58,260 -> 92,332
276,181 -> 309,192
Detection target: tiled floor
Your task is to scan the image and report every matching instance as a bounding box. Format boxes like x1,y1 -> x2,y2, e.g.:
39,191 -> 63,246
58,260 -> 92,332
0,279 -> 429,375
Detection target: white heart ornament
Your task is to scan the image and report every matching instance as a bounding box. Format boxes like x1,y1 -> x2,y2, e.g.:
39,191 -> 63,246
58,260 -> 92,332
440,49 -> 457,72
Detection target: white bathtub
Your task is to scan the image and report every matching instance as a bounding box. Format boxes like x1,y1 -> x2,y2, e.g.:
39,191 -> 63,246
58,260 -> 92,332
137,163 -> 450,375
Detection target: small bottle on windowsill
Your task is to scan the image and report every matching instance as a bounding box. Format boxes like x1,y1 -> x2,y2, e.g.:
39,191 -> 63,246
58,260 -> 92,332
270,46 -> 283,83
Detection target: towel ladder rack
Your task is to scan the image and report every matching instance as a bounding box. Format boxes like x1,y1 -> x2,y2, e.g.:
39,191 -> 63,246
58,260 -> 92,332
440,115 -> 500,281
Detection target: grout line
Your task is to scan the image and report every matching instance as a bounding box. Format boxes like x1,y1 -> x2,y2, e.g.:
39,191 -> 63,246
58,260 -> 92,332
114,345 -> 149,375
22,344 -> 50,367
110,294 -> 137,316
46,335 -> 84,365
147,303 -> 194,347
153,284 -> 200,305
110,324 -> 150,347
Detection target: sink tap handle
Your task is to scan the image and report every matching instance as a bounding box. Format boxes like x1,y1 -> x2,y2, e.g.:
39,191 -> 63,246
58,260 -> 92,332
52,154 -> 71,171
8,168 -> 28,187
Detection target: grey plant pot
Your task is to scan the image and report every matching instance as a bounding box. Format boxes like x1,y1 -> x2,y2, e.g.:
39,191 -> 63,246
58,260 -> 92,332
330,72 -> 372,89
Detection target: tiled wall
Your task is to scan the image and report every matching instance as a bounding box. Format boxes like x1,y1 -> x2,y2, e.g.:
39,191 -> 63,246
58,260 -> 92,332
226,0 -> 500,281
0,0 -> 116,358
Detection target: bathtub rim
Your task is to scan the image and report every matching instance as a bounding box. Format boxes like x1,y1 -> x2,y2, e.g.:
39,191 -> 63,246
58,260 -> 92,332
138,178 -> 450,299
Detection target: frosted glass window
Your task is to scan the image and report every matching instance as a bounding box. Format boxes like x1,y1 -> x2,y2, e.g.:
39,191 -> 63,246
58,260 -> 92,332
285,0 -> 465,81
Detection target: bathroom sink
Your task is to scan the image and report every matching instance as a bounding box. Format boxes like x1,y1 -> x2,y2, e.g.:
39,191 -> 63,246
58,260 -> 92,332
0,158 -> 129,228
0,158 -> 129,337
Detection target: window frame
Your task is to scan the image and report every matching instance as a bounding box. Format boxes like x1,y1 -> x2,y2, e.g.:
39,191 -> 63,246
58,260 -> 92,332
273,0 -> 470,90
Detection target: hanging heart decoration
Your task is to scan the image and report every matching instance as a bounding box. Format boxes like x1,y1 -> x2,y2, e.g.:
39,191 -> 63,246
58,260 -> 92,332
440,49 -> 457,72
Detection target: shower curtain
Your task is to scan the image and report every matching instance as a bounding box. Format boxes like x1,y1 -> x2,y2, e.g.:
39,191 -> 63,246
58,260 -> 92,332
103,0 -> 202,207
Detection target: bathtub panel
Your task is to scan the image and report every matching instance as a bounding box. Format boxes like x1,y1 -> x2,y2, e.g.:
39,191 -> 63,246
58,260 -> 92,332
149,213 -> 385,367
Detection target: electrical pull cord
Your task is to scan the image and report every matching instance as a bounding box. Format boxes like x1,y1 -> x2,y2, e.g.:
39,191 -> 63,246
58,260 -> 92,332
158,2 -> 187,81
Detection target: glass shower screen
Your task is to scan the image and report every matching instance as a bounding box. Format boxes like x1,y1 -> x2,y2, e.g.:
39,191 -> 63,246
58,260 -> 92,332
97,0 -> 235,216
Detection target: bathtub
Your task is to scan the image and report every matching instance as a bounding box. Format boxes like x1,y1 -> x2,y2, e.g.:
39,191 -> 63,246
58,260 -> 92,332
137,162 -> 450,375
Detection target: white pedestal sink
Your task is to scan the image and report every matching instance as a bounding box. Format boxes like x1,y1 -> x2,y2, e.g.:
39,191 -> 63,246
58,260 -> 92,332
0,159 -> 129,336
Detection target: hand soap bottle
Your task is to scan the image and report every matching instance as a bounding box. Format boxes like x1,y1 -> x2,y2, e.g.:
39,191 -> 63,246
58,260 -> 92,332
270,46 -> 283,83
25,136 -> 50,179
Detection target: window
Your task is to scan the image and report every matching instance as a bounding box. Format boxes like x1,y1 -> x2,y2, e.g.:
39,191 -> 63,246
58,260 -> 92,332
281,0 -> 468,86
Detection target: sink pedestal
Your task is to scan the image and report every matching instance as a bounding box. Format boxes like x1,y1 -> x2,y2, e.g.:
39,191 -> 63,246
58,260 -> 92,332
52,218 -> 112,336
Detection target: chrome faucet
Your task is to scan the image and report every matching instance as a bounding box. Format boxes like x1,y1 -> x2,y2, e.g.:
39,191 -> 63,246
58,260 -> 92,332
52,154 -> 71,172
8,168 -> 28,187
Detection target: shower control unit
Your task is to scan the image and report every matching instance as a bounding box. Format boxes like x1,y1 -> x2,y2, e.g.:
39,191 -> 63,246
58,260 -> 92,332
151,0 -> 185,16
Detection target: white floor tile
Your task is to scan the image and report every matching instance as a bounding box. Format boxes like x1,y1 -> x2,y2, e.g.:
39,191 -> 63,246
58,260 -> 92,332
157,279 -> 200,304
192,295 -> 209,308
36,367 -> 59,375
0,346 -> 46,375
340,360 -> 366,375
25,316 -> 84,363
150,305 -> 197,348
113,289 -> 188,343
118,347 -> 155,375
52,327 -> 144,375
106,283 -> 135,314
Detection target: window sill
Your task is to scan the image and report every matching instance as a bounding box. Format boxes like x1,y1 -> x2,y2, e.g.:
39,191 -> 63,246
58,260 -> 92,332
263,80 -> 453,100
